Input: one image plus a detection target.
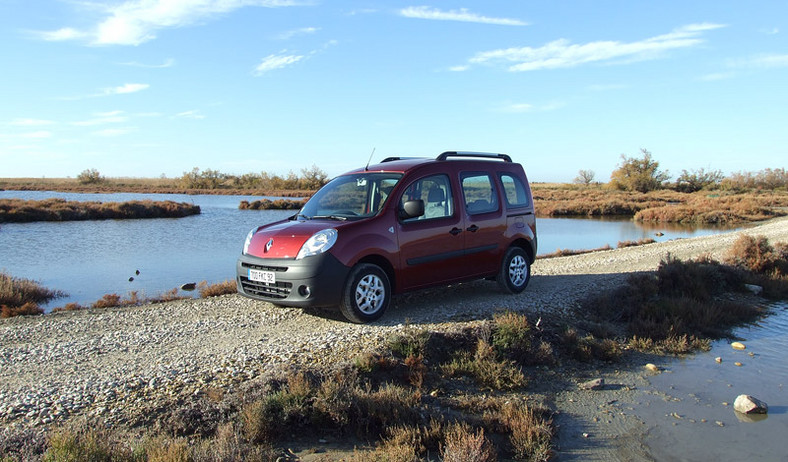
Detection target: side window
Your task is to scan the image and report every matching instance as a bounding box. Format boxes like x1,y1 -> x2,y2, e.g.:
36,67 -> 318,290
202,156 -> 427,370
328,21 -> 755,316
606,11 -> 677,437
400,174 -> 453,222
462,173 -> 499,215
500,174 -> 530,208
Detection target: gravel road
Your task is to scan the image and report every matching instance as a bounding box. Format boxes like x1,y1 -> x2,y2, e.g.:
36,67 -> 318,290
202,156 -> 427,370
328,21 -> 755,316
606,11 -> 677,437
2,216 -> 787,430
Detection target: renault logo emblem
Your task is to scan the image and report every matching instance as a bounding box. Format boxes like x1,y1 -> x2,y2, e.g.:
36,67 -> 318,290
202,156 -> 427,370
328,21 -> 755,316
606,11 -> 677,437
265,238 -> 274,252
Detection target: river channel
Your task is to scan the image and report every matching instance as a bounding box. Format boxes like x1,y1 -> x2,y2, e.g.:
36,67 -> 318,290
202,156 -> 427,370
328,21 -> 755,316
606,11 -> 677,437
1,190 -> 734,310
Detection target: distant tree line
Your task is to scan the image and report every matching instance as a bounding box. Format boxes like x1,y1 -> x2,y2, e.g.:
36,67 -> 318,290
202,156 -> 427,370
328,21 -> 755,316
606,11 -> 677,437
573,148 -> 787,193
178,164 -> 329,190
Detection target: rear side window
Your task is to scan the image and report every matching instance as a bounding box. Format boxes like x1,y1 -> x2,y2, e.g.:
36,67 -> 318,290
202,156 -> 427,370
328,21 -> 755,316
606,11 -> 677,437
499,173 -> 530,208
462,173 -> 499,215
400,174 -> 454,222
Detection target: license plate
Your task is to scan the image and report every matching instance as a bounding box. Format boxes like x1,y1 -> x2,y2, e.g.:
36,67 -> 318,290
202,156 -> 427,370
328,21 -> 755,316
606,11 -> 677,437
248,269 -> 276,284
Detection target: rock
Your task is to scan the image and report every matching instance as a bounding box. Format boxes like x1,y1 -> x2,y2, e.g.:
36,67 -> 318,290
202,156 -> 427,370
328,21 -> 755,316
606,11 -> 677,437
731,341 -> 746,350
734,394 -> 768,415
180,282 -> 197,291
715,357 -> 722,363
734,362 -> 743,367
579,378 -> 605,390
744,284 -> 763,295
645,363 -> 660,372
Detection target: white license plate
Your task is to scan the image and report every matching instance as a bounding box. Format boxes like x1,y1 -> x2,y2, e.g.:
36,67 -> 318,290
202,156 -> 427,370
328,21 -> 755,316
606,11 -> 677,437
248,269 -> 276,284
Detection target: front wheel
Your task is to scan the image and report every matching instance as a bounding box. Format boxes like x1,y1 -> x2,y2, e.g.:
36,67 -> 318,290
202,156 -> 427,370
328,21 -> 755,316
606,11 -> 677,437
339,263 -> 391,323
497,247 -> 531,294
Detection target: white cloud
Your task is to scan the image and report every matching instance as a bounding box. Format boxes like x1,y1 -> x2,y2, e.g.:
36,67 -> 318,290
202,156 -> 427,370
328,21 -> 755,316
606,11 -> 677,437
400,6 -> 528,26
10,118 -> 55,126
465,23 -> 726,72
36,27 -> 89,41
497,102 -> 565,113
278,27 -> 319,40
119,58 -> 176,68
254,52 -> 304,74
72,113 -> 129,126
175,110 -> 206,119
103,83 -> 150,95
19,131 -> 53,139
92,128 -> 135,137
739,53 -> 788,69
36,0 -> 308,46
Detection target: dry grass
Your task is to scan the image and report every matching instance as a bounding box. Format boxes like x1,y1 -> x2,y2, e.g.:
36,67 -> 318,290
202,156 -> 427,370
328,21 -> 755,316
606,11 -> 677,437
0,272 -> 64,318
238,199 -> 307,210
198,280 -> 237,298
0,198 -> 200,223
533,183 -> 788,223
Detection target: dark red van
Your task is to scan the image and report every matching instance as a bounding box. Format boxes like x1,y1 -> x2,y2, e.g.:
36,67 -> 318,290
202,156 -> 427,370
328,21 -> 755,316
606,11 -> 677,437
236,151 -> 537,323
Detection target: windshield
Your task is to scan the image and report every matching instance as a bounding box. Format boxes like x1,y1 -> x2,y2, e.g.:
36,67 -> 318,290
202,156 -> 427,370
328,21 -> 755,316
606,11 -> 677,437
298,173 -> 402,220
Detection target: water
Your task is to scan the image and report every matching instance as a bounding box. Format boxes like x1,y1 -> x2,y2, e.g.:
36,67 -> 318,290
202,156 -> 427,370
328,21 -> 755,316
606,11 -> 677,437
0,191 -> 294,309
0,190 -> 734,310
634,302 -> 788,461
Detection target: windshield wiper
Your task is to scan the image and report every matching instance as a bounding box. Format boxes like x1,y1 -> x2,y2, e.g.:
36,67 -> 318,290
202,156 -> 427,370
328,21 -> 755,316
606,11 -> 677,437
293,213 -> 311,220
310,215 -> 348,221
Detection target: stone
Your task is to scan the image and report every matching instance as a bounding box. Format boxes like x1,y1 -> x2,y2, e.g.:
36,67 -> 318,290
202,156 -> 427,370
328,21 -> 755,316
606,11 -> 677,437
731,341 -> 746,350
645,363 -> 660,372
734,394 -> 768,415
744,284 -> 763,295
180,282 -> 197,291
579,378 -> 605,390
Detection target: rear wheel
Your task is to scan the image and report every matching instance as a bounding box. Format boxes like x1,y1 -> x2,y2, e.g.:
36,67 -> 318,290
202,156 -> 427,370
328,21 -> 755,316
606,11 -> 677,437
339,263 -> 391,323
497,247 -> 530,294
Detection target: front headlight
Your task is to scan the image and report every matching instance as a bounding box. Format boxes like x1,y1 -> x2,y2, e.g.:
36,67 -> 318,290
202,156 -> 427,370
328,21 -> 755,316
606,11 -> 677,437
296,228 -> 338,260
243,227 -> 257,254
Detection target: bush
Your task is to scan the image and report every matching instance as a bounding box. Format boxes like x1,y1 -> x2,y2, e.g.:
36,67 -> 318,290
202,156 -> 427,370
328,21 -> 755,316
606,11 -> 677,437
0,272 -> 64,317
609,149 -> 670,192
76,168 -> 105,185
725,235 -> 788,275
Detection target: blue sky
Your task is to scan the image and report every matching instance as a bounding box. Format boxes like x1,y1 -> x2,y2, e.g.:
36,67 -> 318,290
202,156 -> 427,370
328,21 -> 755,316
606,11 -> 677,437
1,1 -> 786,183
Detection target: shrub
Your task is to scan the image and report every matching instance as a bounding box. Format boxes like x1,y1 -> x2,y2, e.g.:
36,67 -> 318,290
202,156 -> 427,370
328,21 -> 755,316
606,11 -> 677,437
442,339 -> 526,390
0,272 -> 63,317
495,402 -> 553,462
725,235 -> 788,275
76,168 -> 105,185
492,311 -> 533,359
609,149 -> 670,192
1,302 -> 44,318
441,423 -> 497,462
198,280 -> 237,298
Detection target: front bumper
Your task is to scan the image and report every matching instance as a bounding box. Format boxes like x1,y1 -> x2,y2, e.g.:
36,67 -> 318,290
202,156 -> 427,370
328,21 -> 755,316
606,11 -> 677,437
236,252 -> 350,308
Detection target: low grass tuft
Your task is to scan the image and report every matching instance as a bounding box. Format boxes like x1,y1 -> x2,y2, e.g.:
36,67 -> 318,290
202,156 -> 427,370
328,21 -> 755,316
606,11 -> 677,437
442,339 -> 527,391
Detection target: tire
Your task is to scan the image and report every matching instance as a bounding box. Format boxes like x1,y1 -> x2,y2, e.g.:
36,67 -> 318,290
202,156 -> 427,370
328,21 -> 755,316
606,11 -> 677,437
339,263 -> 391,323
497,246 -> 531,294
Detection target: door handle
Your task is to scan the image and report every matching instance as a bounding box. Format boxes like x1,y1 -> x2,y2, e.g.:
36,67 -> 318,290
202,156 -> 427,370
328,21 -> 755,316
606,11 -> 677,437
466,225 -> 479,232
449,227 -> 463,236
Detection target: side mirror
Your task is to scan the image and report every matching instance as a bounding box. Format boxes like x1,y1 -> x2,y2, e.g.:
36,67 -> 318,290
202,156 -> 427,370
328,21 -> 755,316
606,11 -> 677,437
400,199 -> 424,219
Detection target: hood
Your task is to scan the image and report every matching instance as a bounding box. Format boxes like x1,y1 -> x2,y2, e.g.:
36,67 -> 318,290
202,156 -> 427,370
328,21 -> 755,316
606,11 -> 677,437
246,218 -> 341,259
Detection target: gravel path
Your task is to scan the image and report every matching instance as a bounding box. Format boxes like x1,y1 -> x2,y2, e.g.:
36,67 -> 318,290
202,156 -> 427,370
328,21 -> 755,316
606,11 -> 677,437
2,217 -> 787,429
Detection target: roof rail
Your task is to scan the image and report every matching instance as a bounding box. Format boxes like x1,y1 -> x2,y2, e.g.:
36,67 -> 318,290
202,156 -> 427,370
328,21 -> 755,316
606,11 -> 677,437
437,151 -> 512,162
380,156 -> 425,163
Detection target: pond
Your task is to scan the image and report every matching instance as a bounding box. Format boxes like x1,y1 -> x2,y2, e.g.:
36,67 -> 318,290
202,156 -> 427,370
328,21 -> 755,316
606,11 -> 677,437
0,190 -> 736,311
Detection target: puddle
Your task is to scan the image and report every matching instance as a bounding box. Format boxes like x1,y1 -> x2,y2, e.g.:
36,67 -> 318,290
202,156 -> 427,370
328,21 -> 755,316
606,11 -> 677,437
630,302 -> 787,460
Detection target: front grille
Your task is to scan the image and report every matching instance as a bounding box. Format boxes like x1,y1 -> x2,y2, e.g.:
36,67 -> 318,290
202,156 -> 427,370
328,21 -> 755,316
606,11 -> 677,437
241,262 -> 289,273
240,278 -> 292,299
240,262 -> 292,299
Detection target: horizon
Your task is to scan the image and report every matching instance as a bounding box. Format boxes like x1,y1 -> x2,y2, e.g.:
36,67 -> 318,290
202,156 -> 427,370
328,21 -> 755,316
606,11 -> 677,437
1,1 -> 786,182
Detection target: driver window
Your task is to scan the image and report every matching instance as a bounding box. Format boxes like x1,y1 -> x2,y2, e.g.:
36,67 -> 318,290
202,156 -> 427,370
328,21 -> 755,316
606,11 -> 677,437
400,175 -> 453,222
